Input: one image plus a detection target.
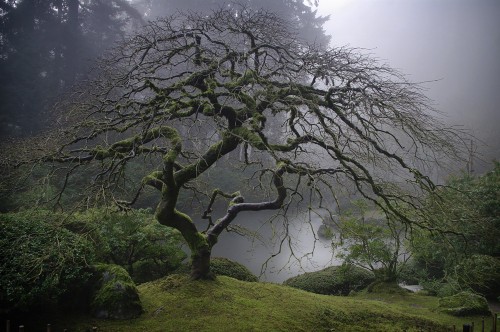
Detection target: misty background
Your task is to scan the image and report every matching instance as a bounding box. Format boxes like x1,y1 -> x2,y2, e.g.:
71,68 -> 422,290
1,0 -> 499,282
218,0 -> 500,281
318,0 -> 500,172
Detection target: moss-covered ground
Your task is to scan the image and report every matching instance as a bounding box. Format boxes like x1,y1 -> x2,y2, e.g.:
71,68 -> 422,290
18,276 -> 498,331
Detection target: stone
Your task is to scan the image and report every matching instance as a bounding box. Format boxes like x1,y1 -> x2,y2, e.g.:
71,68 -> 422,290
90,264 -> 143,320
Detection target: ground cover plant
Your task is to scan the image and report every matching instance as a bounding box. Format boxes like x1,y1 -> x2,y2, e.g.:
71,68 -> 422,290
12,275 -> 497,331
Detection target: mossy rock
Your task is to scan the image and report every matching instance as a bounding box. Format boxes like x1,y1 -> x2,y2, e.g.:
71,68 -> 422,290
210,257 -> 258,282
438,291 -> 491,316
91,264 -> 143,320
283,264 -> 375,296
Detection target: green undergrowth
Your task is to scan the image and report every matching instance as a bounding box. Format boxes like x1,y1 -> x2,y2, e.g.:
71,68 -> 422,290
36,276 -> 496,332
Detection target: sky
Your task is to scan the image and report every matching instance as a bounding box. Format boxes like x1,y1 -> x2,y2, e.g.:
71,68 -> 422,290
315,0 -> 500,172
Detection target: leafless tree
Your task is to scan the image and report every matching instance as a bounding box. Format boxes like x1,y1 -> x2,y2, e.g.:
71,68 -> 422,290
5,7 -> 464,279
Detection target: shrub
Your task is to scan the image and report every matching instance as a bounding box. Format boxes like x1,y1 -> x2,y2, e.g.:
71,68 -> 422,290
131,260 -> 173,284
210,257 -> 258,282
420,279 -> 462,298
67,208 -> 187,283
438,291 -> 490,316
0,210 -> 93,312
283,264 -> 375,296
455,255 -> 500,298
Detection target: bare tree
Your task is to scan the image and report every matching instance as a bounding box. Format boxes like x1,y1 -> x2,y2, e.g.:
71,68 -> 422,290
6,7 -> 464,279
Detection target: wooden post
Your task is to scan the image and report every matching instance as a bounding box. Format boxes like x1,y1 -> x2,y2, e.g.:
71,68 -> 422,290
472,321 -> 474,332
495,313 -> 498,332
18,326 -> 24,332
6,320 -> 10,332
453,324 -> 455,332
92,327 -> 98,332
481,317 -> 484,332
47,323 -> 51,332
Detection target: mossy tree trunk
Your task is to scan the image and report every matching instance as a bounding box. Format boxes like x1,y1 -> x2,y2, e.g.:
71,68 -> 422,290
190,242 -> 213,280
151,128 -> 242,280
156,194 -> 215,280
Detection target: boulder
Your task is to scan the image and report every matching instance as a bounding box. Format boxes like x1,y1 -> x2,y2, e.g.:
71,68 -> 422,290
91,264 -> 143,319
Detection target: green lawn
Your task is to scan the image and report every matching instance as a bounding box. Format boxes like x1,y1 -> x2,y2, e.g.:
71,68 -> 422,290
37,275 -> 493,332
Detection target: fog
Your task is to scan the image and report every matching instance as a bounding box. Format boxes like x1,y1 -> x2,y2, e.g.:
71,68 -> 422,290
317,0 -> 500,172
207,209 -> 340,283
210,0 -> 500,282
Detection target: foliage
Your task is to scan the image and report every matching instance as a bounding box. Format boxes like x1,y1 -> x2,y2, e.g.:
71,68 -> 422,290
209,257 -> 258,282
67,208 -> 187,283
53,276 -> 461,331
91,264 -> 143,319
11,274 -> 496,331
454,254 -> 500,298
0,209 -> 94,312
283,264 -> 375,296
419,279 -> 463,298
334,200 -> 409,281
5,6 -> 463,280
438,291 -> 490,317
409,163 -> 500,291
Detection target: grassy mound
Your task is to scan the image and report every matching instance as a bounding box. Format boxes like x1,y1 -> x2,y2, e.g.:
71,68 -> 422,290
13,274 -> 495,331
54,275 -> 460,331
283,264 -> 375,295
174,257 -> 258,282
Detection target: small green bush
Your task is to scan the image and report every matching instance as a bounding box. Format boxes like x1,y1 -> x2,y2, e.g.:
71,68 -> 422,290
283,264 -> 375,296
455,254 -> 500,298
67,208 -> 187,283
210,257 -> 258,282
0,210 -> 93,312
438,291 -> 490,316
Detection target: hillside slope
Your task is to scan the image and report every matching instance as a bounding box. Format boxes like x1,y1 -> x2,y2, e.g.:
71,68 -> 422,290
68,275 -> 456,332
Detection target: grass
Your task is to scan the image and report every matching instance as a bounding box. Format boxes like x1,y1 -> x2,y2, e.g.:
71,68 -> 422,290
16,276 -> 498,331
